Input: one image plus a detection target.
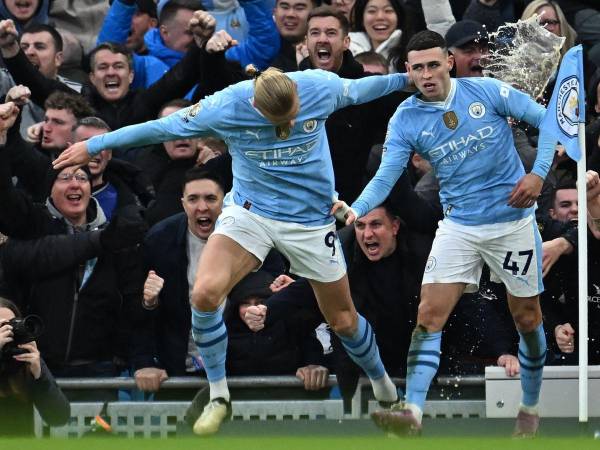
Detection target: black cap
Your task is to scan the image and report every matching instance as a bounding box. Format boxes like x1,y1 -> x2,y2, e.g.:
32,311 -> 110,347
228,271 -> 274,305
445,20 -> 487,49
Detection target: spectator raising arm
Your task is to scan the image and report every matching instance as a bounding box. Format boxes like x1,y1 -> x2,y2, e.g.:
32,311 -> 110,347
587,170 -> 600,239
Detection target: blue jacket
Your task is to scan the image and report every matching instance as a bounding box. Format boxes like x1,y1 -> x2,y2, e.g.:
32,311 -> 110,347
144,28 -> 196,99
144,27 -> 185,68
97,0 -> 169,89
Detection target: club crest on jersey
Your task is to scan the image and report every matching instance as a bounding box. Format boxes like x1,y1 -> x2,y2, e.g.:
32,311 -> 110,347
555,75 -> 580,138
276,125 -> 291,140
183,101 -> 202,123
303,119 -> 317,133
468,102 -> 486,119
443,111 -> 459,130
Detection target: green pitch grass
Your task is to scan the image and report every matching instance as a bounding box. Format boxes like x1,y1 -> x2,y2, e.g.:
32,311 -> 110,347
2,418 -> 599,449
0,436 -> 598,450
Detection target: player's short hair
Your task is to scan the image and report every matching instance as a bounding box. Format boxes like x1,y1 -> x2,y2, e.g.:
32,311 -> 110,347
250,68 -> 298,130
406,30 -> 447,54
89,42 -> 134,71
182,167 -> 226,194
44,91 -> 95,119
307,7 -> 349,36
21,23 -> 63,52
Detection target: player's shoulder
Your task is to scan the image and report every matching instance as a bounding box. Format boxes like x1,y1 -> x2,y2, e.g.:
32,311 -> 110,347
457,76 -> 506,95
457,76 -> 498,86
393,94 -> 421,117
288,69 -> 342,93
202,79 -> 251,111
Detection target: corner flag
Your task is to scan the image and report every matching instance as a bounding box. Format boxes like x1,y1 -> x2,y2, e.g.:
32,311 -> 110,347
540,44 -> 585,161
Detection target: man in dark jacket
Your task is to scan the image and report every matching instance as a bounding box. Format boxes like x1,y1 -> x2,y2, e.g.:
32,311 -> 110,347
132,168 -> 226,394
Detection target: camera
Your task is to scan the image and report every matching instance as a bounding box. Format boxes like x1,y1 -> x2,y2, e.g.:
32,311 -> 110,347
1,315 -> 44,359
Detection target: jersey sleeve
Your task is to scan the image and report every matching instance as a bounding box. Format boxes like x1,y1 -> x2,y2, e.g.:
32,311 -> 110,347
484,78 -> 546,126
483,78 -> 555,179
87,92 -> 228,155
310,70 -> 408,112
351,110 -> 412,217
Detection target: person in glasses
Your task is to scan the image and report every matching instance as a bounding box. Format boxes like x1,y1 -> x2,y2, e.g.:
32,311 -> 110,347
521,1 -> 577,61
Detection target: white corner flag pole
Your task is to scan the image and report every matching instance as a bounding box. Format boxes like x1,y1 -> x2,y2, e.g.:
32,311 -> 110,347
577,121 -> 588,423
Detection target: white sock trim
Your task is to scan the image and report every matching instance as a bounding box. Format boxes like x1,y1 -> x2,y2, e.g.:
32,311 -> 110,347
209,378 -> 230,402
371,373 -> 398,402
404,403 -> 423,423
519,403 -> 539,415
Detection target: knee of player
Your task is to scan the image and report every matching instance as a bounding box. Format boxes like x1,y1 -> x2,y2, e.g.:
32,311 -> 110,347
416,303 -> 445,332
513,311 -> 542,333
329,313 -> 358,337
191,283 -> 225,311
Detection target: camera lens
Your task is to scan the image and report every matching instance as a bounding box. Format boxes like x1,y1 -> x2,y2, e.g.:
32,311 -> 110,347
22,315 -> 44,337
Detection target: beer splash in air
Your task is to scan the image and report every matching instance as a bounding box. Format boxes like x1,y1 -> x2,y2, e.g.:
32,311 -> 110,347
482,14 -> 565,99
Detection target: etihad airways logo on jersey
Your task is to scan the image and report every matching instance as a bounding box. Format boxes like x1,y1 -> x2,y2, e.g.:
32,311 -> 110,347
429,126 -> 493,164
244,140 -> 318,167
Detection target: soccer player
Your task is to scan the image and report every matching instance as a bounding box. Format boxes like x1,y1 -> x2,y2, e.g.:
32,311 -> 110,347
342,30 -> 556,437
53,67 -> 411,435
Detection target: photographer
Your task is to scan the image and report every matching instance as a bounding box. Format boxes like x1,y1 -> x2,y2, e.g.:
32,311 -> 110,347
0,297 -> 70,436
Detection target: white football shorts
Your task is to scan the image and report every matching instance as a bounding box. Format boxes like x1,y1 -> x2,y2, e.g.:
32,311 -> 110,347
213,204 -> 346,283
422,215 -> 543,298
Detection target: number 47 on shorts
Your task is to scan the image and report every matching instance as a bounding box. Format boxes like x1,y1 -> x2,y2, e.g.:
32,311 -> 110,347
503,250 -> 533,276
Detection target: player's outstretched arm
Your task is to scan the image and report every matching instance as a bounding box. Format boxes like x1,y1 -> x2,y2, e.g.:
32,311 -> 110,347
54,100 -> 219,170
330,72 -> 411,110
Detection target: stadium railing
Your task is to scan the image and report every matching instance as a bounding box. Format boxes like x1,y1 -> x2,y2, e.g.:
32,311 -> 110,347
35,375 -> 487,437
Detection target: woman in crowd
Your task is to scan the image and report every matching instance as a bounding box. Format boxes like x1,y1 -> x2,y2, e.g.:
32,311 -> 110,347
348,0 -> 405,61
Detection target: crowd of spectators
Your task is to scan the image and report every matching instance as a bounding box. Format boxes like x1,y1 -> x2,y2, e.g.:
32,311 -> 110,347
0,0 -> 600,431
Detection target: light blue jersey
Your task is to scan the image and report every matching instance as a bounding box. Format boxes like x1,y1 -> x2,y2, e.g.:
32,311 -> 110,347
87,70 -> 408,226
352,77 -> 555,226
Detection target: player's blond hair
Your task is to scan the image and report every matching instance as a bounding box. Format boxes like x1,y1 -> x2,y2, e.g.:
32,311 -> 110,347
249,67 -> 298,127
